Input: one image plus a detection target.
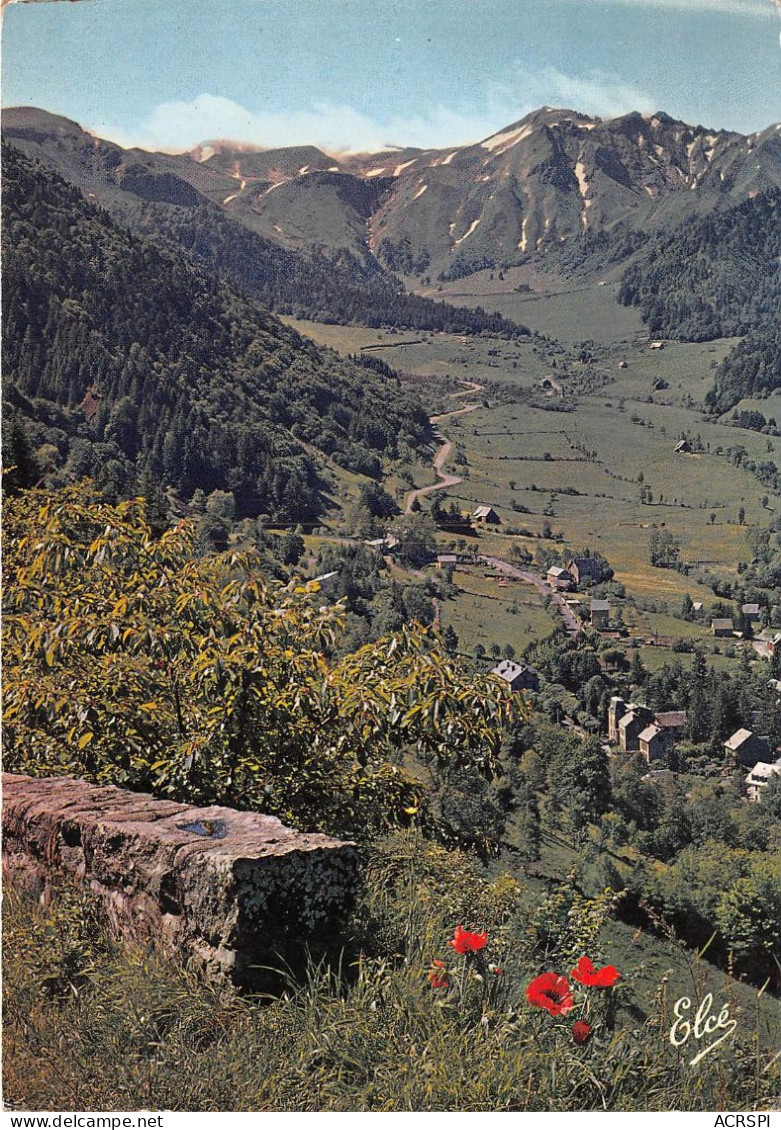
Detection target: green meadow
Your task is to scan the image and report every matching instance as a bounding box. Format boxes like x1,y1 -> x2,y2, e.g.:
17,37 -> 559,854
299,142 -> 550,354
286,278 -> 778,659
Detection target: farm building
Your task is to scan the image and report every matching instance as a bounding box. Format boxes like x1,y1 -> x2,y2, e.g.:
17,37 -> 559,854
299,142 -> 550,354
741,603 -> 761,621
674,439 -> 692,454
745,760 -> 781,802
436,555 -> 458,570
547,565 -> 574,590
490,660 -> 539,693
724,728 -> 771,768
650,341 -> 665,350
711,618 -> 734,637
590,599 -> 611,630
473,505 -> 501,524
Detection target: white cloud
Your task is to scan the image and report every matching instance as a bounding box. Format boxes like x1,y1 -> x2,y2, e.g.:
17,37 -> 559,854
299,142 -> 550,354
93,65 -> 656,155
97,94 -> 389,153
497,65 -> 656,122
586,0 -> 773,16
96,93 -> 508,154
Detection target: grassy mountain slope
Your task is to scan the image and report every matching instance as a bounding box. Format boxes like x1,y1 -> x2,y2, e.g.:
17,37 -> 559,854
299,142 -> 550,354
1,144 -> 431,518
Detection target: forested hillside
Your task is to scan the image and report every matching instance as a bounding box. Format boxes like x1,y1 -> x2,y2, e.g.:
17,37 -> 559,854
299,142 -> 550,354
618,189 -> 781,342
125,197 -> 530,335
1,146 -> 431,518
707,319 -> 781,413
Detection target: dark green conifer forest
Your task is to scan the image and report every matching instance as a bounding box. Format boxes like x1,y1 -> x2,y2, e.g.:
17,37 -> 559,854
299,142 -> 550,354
1,145 -> 432,517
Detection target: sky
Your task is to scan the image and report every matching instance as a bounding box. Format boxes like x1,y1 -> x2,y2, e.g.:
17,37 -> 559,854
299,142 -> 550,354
2,0 -> 780,153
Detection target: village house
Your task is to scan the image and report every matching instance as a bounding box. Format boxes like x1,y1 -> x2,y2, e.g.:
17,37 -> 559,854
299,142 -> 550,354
745,760 -> 781,802
608,698 -> 686,754
653,711 -> 688,742
590,599 -> 611,630
473,505 -> 501,525
567,557 -> 606,587
711,618 -> 734,637
752,629 -> 781,659
490,659 -> 539,693
741,603 -> 761,622
435,554 -> 458,570
364,534 -> 400,556
724,728 -> 771,768
608,697 -> 627,743
639,723 -> 669,763
674,439 -> 692,454
618,708 -> 653,753
547,565 -> 574,591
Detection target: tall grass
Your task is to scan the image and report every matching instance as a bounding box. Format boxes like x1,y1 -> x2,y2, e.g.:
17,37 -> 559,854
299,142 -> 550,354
4,835 -> 778,1112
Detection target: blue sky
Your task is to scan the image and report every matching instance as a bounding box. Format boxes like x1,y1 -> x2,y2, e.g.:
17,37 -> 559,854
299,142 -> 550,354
2,0 -> 780,152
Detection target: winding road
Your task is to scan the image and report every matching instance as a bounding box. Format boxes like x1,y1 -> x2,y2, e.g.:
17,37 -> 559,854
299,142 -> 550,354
404,380 -> 483,514
401,380 -> 582,640
480,555 -> 582,638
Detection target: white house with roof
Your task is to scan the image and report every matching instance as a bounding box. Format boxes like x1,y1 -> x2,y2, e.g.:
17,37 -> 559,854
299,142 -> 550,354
745,760 -> 781,802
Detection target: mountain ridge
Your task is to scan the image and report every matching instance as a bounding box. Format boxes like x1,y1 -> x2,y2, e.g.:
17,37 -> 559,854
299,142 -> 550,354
5,104 -> 779,284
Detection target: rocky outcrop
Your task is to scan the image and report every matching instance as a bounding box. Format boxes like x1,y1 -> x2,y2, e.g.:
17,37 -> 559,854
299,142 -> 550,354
2,773 -> 357,985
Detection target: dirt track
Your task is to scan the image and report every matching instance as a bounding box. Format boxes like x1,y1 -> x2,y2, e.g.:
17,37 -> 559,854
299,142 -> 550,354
404,381 -> 483,514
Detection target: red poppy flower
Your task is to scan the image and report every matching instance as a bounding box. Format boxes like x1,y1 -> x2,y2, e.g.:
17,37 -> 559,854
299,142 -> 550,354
572,1020 -> 592,1045
448,926 -> 488,955
570,956 -> 621,988
428,960 -> 449,989
526,972 -> 574,1016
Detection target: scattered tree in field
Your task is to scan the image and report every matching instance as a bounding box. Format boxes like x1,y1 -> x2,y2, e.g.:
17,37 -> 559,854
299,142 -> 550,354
649,528 -> 682,569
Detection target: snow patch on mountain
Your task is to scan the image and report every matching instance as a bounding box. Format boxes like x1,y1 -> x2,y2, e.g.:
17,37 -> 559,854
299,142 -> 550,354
574,159 -> 592,230
453,217 -> 481,245
481,123 -> 534,153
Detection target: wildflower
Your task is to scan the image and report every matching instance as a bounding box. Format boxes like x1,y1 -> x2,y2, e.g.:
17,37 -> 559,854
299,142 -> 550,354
572,1020 -> 592,1045
570,956 -> 620,988
526,972 -> 574,1016
448,926 -> 488,955
428,960 -> 449,989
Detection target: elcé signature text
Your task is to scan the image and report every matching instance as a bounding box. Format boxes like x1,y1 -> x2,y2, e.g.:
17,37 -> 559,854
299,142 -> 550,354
669,993 -> 737,1066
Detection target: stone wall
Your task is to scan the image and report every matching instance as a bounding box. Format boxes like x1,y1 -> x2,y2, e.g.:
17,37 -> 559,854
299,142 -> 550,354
2,773 -> 357,985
